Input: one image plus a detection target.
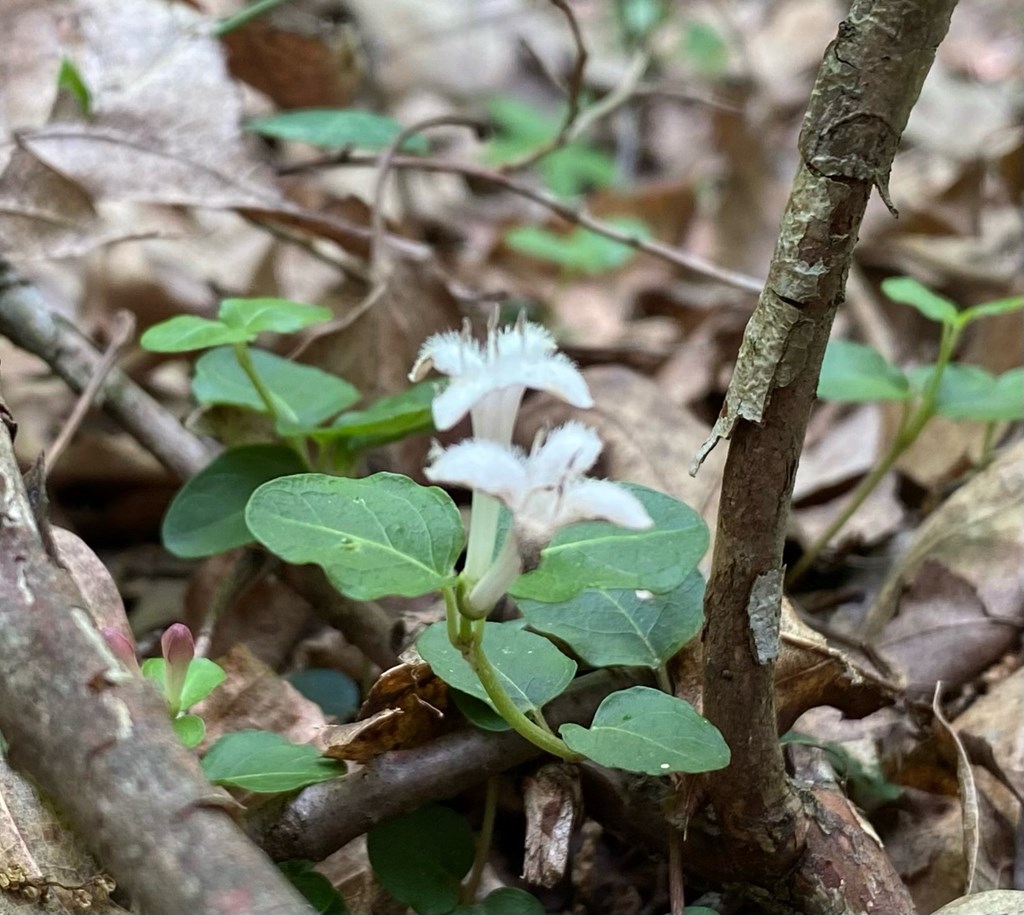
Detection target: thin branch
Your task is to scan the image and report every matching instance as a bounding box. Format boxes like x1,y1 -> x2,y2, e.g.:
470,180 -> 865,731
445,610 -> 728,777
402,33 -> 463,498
279,152 -> 764,294
498,0 -> 589,173
46,309 -> 135,477
288,115 -> 486,359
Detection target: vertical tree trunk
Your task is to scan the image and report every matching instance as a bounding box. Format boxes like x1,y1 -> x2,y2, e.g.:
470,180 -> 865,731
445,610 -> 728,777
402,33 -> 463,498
693,0 -> 959,909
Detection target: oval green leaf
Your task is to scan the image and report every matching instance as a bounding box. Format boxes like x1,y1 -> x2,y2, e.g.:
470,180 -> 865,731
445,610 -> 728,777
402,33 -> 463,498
309,382 -> 438,447
192,347 -> 360,433
162,444 -> 308,558
201,730 -> 344,793
218,297 -> 332,335
247,109 -> 430,153
931,364 -> 1024,421
882,276 -> 958,325
509,485 -> 708,602
518,572 -> 705,669
817,339 -> 910,402
560,686 -> 730,775
417,621 -> 576,715
961,295 -> 1024,324
453,888 -> 546,914
246,472 -> 464,599
367,805 -> 474,915
172,713 -> 206,749
278,861 -> 350,914
140,315 -> 249,352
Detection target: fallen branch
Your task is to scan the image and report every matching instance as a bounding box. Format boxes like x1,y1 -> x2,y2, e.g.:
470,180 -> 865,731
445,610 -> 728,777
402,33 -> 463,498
0,395 -> 311,915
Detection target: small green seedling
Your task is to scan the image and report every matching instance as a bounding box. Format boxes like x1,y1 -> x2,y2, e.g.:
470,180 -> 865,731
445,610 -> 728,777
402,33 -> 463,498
141,297 -> 437,558
790,277 -> 1024,583
138,624 -> 226,748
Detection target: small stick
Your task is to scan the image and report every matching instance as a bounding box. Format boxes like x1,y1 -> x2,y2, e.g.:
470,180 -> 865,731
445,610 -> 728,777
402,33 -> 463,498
45,310 -> 135,477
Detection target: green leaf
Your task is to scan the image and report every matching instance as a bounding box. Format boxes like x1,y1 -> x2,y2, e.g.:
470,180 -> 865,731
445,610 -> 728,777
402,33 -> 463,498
140,315 -> 249,352
162,444 -> 307,558
918,364 -> 1024,421
682,908 -> 720,915
247,109 -> 430,153
218,298 -> 332,335
141,657 -> 227,711
417,621 -> 576,715
309,382 -> 438,447
172,714 -> 206,749
510,485 -> 708,602
57,57 -> 91,116
246,473 -> 463,599
882,276 -> 958,325
518,572 -> 704,668
450,689 -> 511,732
453,888 -> 546,914
616,0 -> 668,45
192,347 -> 360,433
279,861 -> 350,914
287,669 -> 361,721
505,218 -> 648,275
817,340 -> 910,402
201,730 -> 344,793
560,686 -> 730,775
960,295 -> 1024,324
681,22 -> 729,76
486,96 -> 559,148
539,145 -> 618,197
367,805 -> 474,915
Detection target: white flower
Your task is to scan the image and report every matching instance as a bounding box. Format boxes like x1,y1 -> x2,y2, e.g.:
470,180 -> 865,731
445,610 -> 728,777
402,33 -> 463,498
426,422 -> 653,614
410,312 -> 593,443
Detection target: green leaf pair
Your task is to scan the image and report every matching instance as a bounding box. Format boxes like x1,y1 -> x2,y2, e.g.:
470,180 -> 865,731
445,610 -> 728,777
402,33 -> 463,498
140,297 -> 332,352
245,476 -> 707,605
819,341 -> 1023,421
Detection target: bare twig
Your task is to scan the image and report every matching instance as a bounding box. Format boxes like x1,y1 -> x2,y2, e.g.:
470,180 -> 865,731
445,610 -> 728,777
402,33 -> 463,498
289,115 -> 486,359
498,0 -> 589,173
279,152 -> 764,294
0,265 -> 212,479
46,309 -> 135,477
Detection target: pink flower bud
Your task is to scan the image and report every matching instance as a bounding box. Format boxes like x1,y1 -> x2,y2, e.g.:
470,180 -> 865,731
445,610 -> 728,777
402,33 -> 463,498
102,627 -> 140,674
161,623 -> 194,715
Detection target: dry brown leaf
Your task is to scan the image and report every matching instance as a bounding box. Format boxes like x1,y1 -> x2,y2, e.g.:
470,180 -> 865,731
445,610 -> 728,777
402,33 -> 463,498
866,439 -> 1024,640
323,661 -> 450,762
52,527 -> 132,644
194,644 -> 327,751
218,0 -> 364,109
523,764 -> 581,888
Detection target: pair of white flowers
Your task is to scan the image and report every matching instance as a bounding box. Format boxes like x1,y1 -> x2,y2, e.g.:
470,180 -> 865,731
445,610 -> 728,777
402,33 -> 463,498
410,314 -> 652,615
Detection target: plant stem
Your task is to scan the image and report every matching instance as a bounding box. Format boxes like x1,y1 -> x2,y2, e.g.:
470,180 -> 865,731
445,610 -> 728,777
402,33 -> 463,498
443,586 -> 461,647
462,777 -> 498,904
788,320 -> 964,586
655,664 -> 672,694
232,343 -> 279,420
465,622 -> 579,762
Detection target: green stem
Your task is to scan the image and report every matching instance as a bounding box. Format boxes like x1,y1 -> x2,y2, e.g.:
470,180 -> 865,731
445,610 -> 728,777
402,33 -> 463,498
232,343 -> 279,419
462,777 -> 498,904
789,321 -> 964,586
212,0 -> 291,36
466,623 -> 579,762
655,664 -> 672,694
443,586 -> 461,647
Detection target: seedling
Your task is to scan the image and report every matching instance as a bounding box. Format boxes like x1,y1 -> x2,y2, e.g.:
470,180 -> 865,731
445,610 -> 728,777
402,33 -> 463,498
789,277 -> 1023,584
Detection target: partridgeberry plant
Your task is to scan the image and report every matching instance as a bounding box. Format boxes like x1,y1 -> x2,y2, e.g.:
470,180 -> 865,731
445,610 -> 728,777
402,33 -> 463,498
246,310 -> 730,774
